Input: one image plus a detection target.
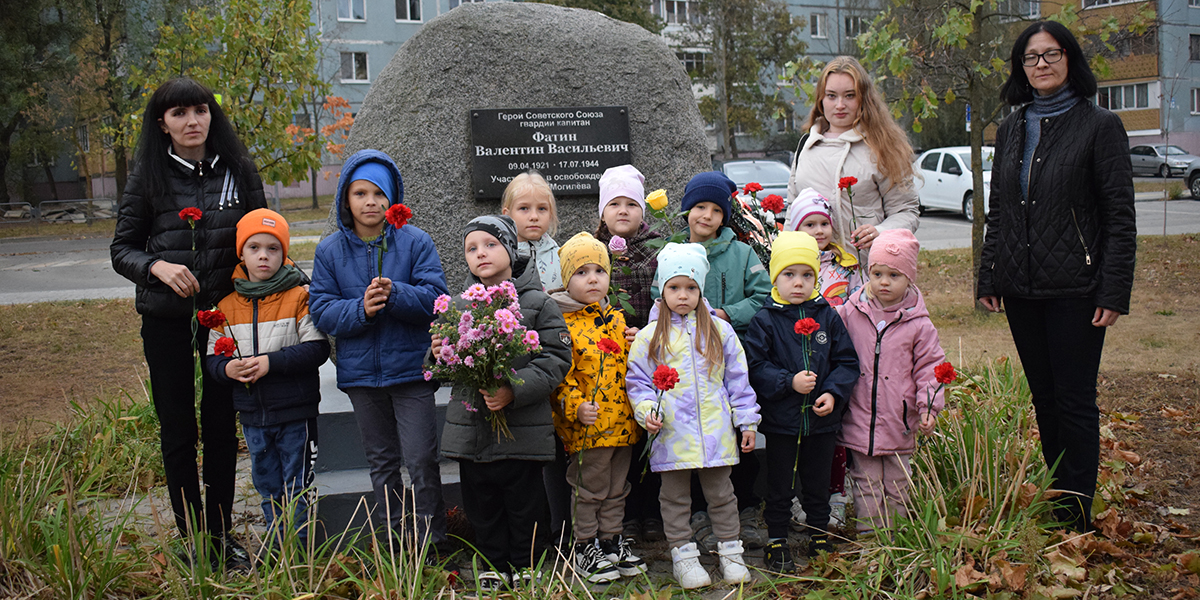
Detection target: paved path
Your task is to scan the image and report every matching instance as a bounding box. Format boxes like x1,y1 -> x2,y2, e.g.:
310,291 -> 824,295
1,199 -> 1197,305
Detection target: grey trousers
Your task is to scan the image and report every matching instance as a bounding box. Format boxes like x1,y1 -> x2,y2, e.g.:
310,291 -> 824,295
566,446 -> 632,541
660,466 -> 738,549
346,381 -> 447,545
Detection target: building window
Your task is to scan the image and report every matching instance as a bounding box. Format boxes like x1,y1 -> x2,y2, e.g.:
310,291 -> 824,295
1192,0 -> 1200,8
996,0 -> 1039,18
1192,35 -> 1200,61
651,1 -> 697,25
1096,83 -> 1150,111
677,51 -> 706,75
340,52 -> 368,82
396,0 -> 420,20
1082,0 -> 1137,8
338,0 -> 364,20
450,0 -> 484,6
844,16 -> 867,39
776,115 -> 789,133
1192,89 -> 1200,114
77,125 -> 90,153
810,13 -> 827,39
102,117 -> 114,148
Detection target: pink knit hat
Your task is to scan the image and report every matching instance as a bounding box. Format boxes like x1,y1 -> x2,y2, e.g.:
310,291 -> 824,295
868,229 -> 920,283
598,165 -> 646,216
785,187 -> 832,231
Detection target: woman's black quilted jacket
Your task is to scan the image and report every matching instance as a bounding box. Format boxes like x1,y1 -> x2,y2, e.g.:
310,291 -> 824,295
978,100 -> 1137,314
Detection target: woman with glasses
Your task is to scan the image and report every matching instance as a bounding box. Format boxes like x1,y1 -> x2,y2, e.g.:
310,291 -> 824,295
978,21 -> 1136,532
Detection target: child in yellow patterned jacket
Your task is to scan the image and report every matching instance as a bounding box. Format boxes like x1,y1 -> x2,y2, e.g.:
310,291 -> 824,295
551,232 -> 645,584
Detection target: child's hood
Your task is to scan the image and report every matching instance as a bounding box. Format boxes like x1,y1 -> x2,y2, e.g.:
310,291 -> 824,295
644,297 -> 719,324
762,292 -> 831,315
688,226 -> 737,259
335,150 -> 405,234
846,284 -> 930,324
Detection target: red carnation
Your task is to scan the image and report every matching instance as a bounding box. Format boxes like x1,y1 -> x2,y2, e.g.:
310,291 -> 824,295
213,336 -> 238,358
197,309 -> 226,329
794,317 -> 820,336
178,207 -> 203,222
652,364 -> 680,392
743,182 -> 763,194
934,361 -> 957,385
837,176 -> 858,190
386,203 -> 412,229
597,338 -> 621,355
761,194 -> 785,214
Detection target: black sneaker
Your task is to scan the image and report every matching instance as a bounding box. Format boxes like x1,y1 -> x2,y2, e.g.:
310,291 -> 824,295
219,533 -> 253,573
573,539 -> 620,584
763,539 -> 794,572
600,535 -> 647,577
807,533 -> 832,558
642,518 -> 665,542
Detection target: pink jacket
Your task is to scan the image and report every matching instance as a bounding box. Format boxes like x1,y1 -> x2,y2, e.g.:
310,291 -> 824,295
836,286 -> 946,456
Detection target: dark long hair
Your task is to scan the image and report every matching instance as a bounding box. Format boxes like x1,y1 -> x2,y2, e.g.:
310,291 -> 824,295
1000,21 -> 1097,106
133,77 -> 255,198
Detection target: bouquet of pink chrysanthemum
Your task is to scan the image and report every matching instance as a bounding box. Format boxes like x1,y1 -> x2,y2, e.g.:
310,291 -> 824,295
424,280 -> 541,441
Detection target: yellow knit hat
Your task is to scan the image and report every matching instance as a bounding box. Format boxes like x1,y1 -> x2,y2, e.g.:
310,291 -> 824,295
558,231 -> 611,283
769,231 -> 820,303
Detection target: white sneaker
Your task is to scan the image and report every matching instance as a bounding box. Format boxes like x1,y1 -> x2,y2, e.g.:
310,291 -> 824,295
716,540 -> 751,584
829,492 -> 848,528
670,542 -> 711,589
790,497 -> 808,532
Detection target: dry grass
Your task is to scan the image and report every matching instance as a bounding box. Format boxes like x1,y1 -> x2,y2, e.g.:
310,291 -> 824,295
0,299 -> 145,433
920,234 -> 1200,373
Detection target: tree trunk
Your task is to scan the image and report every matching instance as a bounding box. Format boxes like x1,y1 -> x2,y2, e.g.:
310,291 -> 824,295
311,166 -> 319,210
114,142 -> 128,199
715,7 -> 732,160
968,9 -> 988,313
43,163 -> 59,201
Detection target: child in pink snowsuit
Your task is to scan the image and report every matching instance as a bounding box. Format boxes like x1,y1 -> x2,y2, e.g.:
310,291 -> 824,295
836,229 -> 946,534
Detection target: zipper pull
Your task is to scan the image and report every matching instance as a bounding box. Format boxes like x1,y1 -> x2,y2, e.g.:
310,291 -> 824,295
1085,253 -> 1092,266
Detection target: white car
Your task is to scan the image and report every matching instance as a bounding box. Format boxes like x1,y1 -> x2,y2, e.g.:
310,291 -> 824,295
913,146 -> 993,221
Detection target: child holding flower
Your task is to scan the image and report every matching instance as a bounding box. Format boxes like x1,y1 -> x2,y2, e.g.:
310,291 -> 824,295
433,215 -> 571,591
836,229 -> 947,535
626,243 -> 761,589
549,232 -> 645,584
592,164 -> 665,542
308,150 -> 451,548
205,209 -> 330,549
744,231 -> 859,570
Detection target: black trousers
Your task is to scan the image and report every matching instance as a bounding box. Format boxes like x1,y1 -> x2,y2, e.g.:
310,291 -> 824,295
764,431 -> 836,539
459,459 -> 549,572
141,315 -> 238,537
542,437 -> 572,544
1004,297 -> 1106,531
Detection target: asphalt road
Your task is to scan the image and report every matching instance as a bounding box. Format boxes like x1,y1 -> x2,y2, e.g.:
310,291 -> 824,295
2,198 -> 1199,305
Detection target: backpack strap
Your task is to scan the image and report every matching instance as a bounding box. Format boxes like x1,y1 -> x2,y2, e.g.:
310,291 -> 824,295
791,132 -> 811,172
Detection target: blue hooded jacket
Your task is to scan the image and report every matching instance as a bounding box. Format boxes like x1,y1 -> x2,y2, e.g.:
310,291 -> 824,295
309,150 -> 450,389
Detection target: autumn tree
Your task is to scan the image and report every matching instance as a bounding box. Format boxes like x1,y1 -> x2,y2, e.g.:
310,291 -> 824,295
142,0 -> 350,196
0,0 -> 76,203
529,0 -> 663,33
676,0 -> 806,158
851,0 -> 1153,303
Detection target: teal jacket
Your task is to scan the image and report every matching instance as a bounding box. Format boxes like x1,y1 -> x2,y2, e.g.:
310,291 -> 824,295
652,227 -> 772,338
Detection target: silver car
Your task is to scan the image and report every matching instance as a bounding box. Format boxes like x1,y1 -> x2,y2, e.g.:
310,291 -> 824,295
1130,145 -> 1198,178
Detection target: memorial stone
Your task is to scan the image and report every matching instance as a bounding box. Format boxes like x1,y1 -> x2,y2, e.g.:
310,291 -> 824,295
327,1 -> 712,286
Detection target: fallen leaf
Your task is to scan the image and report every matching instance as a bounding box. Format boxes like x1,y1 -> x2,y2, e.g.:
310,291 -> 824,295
994,558 -> 1028,591
955,562 -> 988,588
1173,551 -> 1200,575
1161,406 -> 1186,419
1047,550 -> 1087,583
1113,449 -> 1141,465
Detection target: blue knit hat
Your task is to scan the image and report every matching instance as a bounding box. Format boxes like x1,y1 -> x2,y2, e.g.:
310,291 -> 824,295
680,171 -> 736,225
348,161 -> 397,205
654,242 -> 711,293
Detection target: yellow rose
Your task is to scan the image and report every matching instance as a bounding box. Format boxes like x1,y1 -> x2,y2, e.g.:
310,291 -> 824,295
646,189 -> 668,211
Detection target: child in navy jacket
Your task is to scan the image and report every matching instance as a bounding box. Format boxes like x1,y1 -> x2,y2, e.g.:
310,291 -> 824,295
745,231 -> 859,571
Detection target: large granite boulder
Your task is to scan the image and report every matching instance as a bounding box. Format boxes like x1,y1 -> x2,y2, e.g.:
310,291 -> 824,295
327,2 -> 710,286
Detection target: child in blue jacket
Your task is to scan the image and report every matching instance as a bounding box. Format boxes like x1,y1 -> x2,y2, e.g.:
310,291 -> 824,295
744,231 -> 859,571
308,149 -> 451,547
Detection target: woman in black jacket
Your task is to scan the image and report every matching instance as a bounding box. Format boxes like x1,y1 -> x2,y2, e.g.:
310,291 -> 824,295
111,78 -> 266,565
978,21 -> 1136,532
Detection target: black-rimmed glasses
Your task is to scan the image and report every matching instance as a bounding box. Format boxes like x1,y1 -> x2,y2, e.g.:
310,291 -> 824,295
1021,49 -> 1064,67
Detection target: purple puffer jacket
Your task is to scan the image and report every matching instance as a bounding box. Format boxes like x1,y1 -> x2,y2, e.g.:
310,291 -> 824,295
627,300 -> 761,472
836,286 -> 946,456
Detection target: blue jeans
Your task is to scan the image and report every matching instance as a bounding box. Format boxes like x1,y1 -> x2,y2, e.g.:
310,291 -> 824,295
346,381 -> 447,544
242,418 -> 318,544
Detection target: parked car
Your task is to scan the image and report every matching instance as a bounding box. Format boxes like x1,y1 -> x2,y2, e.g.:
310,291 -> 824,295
1182,161 -> 1200,199
1130,145 -> 1199,178
912,146 -> 993,221
719,159 -> 791,202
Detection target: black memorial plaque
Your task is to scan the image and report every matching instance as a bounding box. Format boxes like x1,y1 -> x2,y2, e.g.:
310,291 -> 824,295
470,106 -> 632,199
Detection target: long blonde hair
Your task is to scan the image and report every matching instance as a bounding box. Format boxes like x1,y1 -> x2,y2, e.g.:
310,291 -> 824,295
805,56 -> 915,190
647,296 -> 725,376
